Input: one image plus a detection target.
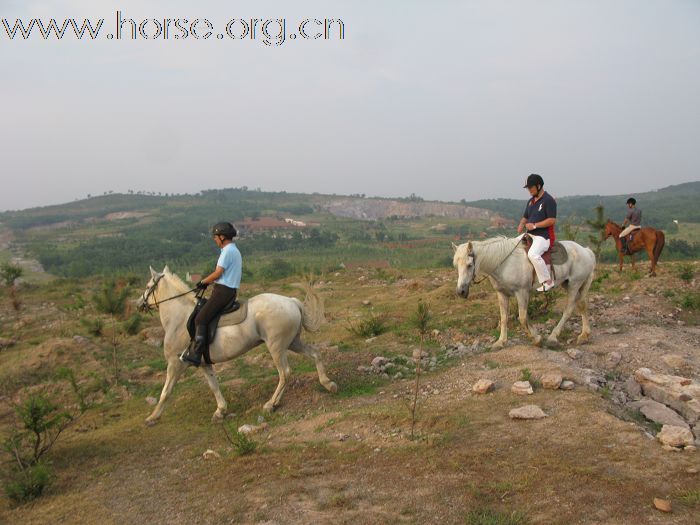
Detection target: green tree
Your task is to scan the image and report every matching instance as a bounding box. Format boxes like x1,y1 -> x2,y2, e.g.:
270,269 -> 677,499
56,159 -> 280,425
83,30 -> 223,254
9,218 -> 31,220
586,204 -> 607,262
1,263 -> 23,311
93,280 -> 129,383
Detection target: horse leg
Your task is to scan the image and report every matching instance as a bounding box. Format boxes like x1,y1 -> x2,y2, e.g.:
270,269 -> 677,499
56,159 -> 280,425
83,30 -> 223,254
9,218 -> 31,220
145,357 -> 187,426
290,335 -> 338,393
630,253 -> 636,271
547,289 -> 579,346
263,344 -> 291,413
201,364 -> 227,423
576,297 -> 591,345
618,250 -> 624,272
492,291 -> 509,350
645,242 -> 656,276
515,290 -> 541,346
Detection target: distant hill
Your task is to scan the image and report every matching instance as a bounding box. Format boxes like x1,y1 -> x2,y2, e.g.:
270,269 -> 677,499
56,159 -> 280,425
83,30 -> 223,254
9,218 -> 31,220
464,181 -> 700,228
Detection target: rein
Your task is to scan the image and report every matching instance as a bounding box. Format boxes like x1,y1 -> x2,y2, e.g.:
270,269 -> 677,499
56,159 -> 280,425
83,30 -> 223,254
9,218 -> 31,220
141,274 -> 199,313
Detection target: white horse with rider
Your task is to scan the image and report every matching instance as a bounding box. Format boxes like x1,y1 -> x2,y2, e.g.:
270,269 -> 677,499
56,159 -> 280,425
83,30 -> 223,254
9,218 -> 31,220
137,266 -> 337,424
453,234 -> 596,348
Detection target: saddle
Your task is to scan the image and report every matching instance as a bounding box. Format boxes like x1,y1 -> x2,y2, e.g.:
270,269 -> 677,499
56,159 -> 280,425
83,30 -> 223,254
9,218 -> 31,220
521,235 -> 569,266
186,297 -> 248,364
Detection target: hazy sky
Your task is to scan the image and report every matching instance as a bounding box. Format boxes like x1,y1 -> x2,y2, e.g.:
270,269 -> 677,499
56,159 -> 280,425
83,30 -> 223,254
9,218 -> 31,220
2,0 -> 699,211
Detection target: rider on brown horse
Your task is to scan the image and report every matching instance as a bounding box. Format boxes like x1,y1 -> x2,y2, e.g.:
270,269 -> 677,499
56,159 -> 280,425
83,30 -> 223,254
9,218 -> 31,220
619,197 -> 641,255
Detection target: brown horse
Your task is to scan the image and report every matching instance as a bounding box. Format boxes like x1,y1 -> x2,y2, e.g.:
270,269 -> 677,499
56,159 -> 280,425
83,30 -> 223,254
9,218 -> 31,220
603,220 -> 665,276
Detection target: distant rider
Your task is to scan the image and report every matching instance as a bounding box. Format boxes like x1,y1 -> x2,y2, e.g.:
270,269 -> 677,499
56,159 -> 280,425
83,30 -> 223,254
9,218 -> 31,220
180,222 -> 242,367
517,174 -> 557,292
619,198 -> 642,254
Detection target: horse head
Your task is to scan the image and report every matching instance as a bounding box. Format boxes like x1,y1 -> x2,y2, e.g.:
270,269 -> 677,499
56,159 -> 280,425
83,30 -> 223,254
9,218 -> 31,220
453,242 -> 475,299
603,220 -> 619,239
137,266 -> 169,312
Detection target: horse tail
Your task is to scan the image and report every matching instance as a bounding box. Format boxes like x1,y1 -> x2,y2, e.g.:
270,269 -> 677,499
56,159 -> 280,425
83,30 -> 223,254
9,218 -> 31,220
653,230 -> 665,263
292,282 -> 325,332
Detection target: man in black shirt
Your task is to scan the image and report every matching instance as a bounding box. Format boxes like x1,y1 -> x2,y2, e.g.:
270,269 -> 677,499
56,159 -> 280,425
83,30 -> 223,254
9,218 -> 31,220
517,174 -> 558,291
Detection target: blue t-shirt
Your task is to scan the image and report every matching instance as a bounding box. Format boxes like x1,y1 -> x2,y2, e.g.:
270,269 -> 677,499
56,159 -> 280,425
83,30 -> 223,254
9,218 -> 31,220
216,243 -> 242,289
523,191 -> 557,240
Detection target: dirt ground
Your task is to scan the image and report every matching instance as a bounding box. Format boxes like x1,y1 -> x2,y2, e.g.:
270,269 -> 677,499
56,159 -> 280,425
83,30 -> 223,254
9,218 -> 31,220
0,263 -> 699,524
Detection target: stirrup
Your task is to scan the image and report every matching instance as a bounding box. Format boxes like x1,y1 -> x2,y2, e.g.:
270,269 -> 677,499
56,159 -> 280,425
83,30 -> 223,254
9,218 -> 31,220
179,346 -> 201,367
536,282 -> 556,292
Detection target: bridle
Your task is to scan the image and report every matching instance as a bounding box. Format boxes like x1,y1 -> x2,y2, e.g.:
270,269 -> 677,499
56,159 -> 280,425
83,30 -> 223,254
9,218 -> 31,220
468,237 -> 523,285
139,273 -> 199,313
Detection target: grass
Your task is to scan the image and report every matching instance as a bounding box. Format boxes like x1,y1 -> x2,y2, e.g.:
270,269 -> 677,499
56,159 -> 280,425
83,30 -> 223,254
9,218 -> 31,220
679,292 -> 700,310
677,489 -> 700,507
465,508 -> 530,525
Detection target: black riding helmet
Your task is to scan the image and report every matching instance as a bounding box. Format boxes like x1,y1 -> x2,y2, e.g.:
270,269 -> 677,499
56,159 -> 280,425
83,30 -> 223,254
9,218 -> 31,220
626,197 -> 636,205
524,174 -> 544,189
212,222 -> 237,239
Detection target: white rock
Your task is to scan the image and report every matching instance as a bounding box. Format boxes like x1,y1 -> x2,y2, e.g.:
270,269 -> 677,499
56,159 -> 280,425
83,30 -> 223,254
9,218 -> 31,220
237,422 -> 268,435
628,399 -> 690,429
566,349 -> 582,360
605,352 -> 622,369
560,380 -> 575,390
657,425 -> 695,448
371,356 -> 388,368
634,368 -> 700,424
472,379 -> 495,394
511,381 -> 534,395
661,354 -> 688,369
509,405 -> 547,419
202,449 -> 221,460
541,373 -> 563,390
145,396 -> 158,406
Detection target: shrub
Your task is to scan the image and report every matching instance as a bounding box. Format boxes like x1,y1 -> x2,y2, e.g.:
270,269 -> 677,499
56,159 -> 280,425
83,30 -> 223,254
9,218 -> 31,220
81,317 -> 104,336
258,259 -> 296,281
347,312 -> 388,338
678,264 -> 694,282
222,424 -> 257,456
123,314 -> 143,335
3,462 -> 52,503
679,292 -> 700,310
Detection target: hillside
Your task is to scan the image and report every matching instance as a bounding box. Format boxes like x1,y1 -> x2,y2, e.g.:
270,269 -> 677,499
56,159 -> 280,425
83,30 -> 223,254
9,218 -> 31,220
0,183 -> 699,279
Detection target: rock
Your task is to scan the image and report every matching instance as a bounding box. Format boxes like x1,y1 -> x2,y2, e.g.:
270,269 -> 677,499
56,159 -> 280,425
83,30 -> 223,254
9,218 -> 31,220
624,377 -> 643,400
634,368 -> 700,424
431,329 -> 441,337
472,379 -> 495,394
566,349 -> 582,360
653,498 -> 672,512
661,354 -> 688,369
605,352 -> 622,369
238,422 -> 268,435
657,425 -> 694,448
202,449 -> 221,460
362,300 -> 371,306
365,337 -> 377,344
541,373 -> 563,390
145,337 -> 163,348
511,381 -> 534,395
72,335 -> 89,345
628,399 -> 690,429
509,405 -> 547,420
560,380 -> 575,391
605,327 -> 621,335
371,356 -> 389,368
337,434 -> 350,442
145,396 -> 158,406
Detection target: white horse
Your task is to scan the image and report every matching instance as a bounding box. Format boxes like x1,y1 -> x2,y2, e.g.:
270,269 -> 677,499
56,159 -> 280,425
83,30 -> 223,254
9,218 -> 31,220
136,266 -> 337,424
453,235 -> 596,348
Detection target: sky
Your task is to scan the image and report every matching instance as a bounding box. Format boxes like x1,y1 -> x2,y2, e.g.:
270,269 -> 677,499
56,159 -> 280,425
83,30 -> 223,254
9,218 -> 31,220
1,0 -> 699,211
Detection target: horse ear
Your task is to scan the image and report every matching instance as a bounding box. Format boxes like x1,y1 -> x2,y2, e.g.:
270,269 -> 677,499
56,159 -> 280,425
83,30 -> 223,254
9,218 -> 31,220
149,266 -> 157,277
467,241 -> 473,254
163,265 -> 171,274
451,242 -> 458,253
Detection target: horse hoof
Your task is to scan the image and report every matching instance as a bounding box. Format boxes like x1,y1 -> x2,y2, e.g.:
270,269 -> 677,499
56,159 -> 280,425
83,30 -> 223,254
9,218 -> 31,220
532,336 -> 543,347
326,382 -> 338,394
546,338 -> 560,348
576,335 -> 590,345
263,403 -> 275,414
211,413 -> 225,424
145,418 -> 157,427
492,341 -> 505,351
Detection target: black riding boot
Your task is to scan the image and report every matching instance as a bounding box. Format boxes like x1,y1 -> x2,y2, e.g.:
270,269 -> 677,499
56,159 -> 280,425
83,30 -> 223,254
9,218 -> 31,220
180,325 -> 207,367
620,237 -> 628,255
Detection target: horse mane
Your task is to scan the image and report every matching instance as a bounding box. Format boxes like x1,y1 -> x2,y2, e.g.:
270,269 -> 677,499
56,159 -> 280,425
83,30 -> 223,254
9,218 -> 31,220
471,235 -> 523,275
164,271 -> 196,300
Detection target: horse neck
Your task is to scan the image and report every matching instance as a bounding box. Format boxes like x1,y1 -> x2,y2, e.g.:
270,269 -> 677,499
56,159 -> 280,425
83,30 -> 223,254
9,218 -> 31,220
156,278 -> 194,333
474,237 -> 520,276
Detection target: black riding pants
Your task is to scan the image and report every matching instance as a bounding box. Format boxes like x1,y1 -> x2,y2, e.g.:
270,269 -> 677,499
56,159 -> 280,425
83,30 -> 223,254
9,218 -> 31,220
195,284 -> 237,327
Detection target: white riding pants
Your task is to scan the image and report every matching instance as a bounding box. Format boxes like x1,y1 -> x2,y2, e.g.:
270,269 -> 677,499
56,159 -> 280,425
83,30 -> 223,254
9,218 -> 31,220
527,234 -> 551,284
619,225 -> 641,238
